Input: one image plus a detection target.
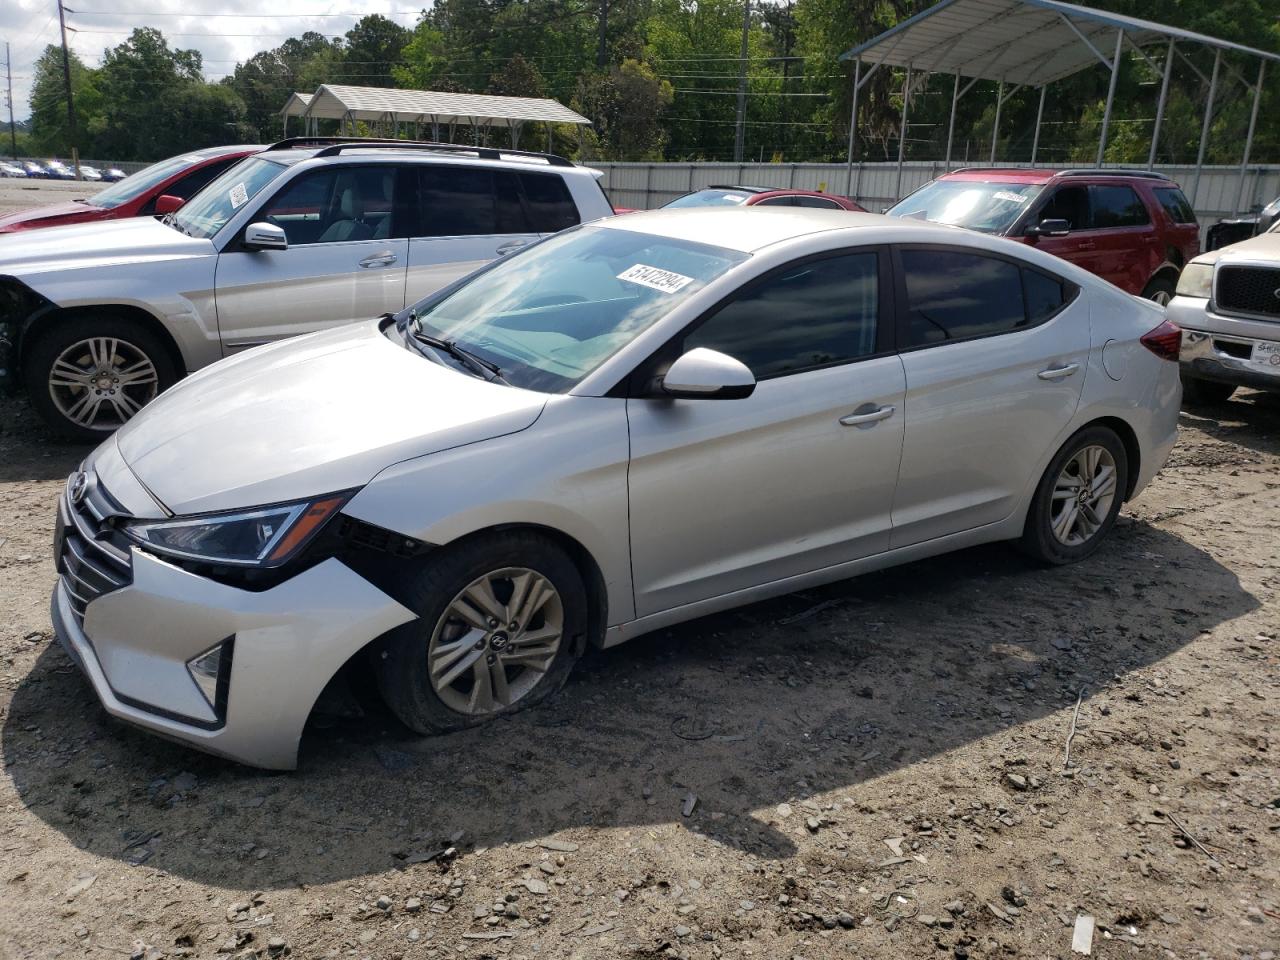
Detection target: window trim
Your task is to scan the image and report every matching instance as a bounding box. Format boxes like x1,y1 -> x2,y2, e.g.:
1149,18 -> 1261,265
618,244 -> 896,397
891,243 -> 1080,354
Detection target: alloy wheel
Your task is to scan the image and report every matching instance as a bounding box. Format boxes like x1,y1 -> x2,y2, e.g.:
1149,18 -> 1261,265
1148,290 -> 1172,307
427,567 -> 564,716
47,336 -> 159,431
1050,444 -> 1118,546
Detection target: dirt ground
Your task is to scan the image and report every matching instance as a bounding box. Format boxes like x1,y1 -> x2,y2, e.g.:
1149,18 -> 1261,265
0,182 -> 1278,960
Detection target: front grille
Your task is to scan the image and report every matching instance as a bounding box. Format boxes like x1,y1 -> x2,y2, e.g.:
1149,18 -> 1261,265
56,473 -> 133,626
1216,265 -> 1280,320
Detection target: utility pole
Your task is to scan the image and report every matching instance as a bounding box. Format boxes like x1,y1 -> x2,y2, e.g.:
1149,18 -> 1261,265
56,0 -> 81,179
4,42 -> 16,160
732,0 -> 750,162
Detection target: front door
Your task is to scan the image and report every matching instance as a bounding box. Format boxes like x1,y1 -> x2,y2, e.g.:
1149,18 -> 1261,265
214,164 -> 409,351
627,249 -> 906,618
890,245 -> 1090,547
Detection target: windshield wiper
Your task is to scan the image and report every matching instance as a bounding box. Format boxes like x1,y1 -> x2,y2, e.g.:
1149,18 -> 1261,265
407,326 -> 508,384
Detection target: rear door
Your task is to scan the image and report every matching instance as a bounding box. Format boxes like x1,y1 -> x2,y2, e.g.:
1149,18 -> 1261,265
213,164 -> 409,351
891,245 -> 1088,547
1086,184 -> 1154,293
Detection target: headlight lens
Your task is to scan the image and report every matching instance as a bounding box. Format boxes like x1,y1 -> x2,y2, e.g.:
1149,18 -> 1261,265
123,494 -> 348,566
1175,262 -> 1214,299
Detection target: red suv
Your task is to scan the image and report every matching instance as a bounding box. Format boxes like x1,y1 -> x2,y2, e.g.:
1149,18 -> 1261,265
0,145 -> 262,234
887,168 -> 1199,303
664,185 -> 867,212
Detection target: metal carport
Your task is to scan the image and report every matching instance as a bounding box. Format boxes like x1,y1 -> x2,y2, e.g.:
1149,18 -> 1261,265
838,0 -> 1280,213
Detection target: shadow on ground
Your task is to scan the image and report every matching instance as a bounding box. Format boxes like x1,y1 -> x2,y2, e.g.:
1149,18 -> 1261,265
3,514 -> 1257,890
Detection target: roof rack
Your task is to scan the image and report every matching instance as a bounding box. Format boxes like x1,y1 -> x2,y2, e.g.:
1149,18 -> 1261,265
263,136 -> 575,168
707,184 -> 769,192
1056,168 -> 1172,181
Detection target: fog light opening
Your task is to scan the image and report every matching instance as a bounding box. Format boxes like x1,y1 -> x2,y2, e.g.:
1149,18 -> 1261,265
186,637 -> 235,719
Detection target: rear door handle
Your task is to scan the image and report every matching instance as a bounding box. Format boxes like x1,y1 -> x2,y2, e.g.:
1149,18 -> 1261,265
840,404 -> 896,426
496,240 -> 529,256
1038,362 -> 1080,381
359,251 -> 398,268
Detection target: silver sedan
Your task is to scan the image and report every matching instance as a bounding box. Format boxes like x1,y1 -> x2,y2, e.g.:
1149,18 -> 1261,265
50,208 -> 1182,768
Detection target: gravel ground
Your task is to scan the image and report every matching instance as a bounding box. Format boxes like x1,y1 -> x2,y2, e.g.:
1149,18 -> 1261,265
0,181 -> 1278,960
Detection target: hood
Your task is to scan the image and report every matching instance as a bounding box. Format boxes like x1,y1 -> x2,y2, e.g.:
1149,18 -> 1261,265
114,320 -> 549,515
1192,228 -> 1280,266
0,215 -> 213,278
0,199 -> 103,232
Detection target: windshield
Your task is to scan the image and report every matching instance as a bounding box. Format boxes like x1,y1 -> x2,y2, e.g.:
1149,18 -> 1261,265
888,180 -> 1043,234
664,189 -> 753,209
407,225 -> 747,392
169,157 -> 284,240
85,152 -> 209,209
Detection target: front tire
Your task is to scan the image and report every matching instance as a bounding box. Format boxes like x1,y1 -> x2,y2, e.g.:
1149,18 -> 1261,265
1180,375 -> 1235,407
374,532 -> 586,736
1020,426 -> 1128,565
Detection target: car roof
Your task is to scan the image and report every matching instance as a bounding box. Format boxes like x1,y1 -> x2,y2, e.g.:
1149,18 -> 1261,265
935,167 -> 1178,187
260,144 -> 598,178
194,144 -> 263,159
596,207 -> 960,253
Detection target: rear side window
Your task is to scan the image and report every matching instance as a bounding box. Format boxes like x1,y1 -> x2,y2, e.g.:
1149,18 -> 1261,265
752,196 -> 794,207
1154,187 -> 1197,224
416,166 -> 530,237
521,173 -> 580,233
1023,269 -> 1066,323
1089,185 -> 1149,228
795,196 -> 842,209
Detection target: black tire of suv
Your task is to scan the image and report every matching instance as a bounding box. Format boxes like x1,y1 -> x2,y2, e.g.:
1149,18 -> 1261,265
23,315 -> 180,442
373,531 -> 586,736
1141,276 -> 1176,306
1019,425 -> 1129,566
1180,375 -> 1236,407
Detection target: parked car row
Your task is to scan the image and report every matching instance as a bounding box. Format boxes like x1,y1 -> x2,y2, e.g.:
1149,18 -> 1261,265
0,159 -> 128,181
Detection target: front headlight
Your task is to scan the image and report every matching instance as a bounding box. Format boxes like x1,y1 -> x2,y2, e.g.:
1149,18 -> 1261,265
1175,262 -> 1214,299
123,494 -> 348,567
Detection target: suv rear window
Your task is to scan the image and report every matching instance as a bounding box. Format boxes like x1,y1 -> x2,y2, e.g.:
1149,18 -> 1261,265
521,173 -> 580,233
1153,187 -> 1197,224
1088,185 -> 1149,228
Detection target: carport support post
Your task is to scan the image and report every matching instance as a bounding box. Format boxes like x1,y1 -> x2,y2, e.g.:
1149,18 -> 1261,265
944,70 -> 961,172
844,56 -> 861,197
1234,60 -> 1265,216
1191,49 -> 1221,208
1147,39 -> 1174,169
1096,29 -> 1124,166
989,79 -> 1004,164
1030,85 -> 1046,166
895,63 -> 913,203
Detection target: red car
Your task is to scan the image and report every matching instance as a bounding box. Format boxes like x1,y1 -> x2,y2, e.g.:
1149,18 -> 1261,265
887,168 -> 1200,303
0,145 -> 262,234
663,185 -> 867,212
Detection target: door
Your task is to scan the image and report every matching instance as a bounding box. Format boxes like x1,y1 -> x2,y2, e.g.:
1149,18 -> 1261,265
214,164 -> 409,351
627,249 -> 906,617
1025,184 -> 1102,275
890,246 -> 1089,547
1086,184 -> 1155,293
403,166 -> 542,306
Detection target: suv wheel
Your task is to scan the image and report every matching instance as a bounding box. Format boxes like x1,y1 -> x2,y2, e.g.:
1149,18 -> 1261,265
1180,375 -> 1235,406
23,315 -> 178,441
1141,276 -> 1176,306
1020,426 -> 1128,565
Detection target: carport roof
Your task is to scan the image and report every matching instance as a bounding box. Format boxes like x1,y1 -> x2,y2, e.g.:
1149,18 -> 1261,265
838,0 -> 1280,87
283,84 -> 591,128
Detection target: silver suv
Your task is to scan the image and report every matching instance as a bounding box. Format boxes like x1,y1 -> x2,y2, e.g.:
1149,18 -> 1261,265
0,139 -> 615,438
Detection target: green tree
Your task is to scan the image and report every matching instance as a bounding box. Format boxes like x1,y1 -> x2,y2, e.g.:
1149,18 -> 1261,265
342,15 -> 411,88
573,58 -> 674,159
29,45 -> 101,158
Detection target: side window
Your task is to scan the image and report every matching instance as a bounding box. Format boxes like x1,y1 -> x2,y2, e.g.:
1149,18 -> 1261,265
752,196 -> 795,207
258,166 -> 397,245
900,249 -> 1025,346
418,166 -> 530,237
795,196 -> 842,209
166,157 -> 237,201
1023,269 -> 1066,323
520,173 -> 580,233
684,251 -> 878,379
1154,187 -> 1197,224
1089,185 -> 1150,228
1038,186 -> 1089,230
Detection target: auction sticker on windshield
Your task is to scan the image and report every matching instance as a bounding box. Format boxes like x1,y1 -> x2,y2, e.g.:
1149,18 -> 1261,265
617,264 -> 695,294
229,183 -> 249,208
992,191 -> 1029,204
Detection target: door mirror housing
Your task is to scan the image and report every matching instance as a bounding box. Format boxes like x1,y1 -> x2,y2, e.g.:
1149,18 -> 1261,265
244,222 -> 288,251
153,194 -> 184,216
1026,218 -> 1071,238
661,348 -> 756,400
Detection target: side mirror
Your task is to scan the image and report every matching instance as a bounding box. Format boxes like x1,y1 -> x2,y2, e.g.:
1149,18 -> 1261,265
244,222 -> 288,252
1027,218 -> 1071,238
153,194 -> 184,216
661,348 -> 756,400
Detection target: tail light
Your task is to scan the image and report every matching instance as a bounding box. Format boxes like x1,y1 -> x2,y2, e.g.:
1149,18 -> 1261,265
1140,319 -> 1181,362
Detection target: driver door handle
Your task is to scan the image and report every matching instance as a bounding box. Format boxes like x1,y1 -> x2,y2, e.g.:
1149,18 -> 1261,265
1038,362 -> 1080,381
359,251 -> 398,268
496,240 -> 529,256
840,404 -> 895,426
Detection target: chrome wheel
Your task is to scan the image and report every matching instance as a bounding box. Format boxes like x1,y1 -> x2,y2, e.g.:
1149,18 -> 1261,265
1050,444 -> 1118,546
427,567 -> 563,716
1148,289 -> 1172,306
47,336 -> 159,431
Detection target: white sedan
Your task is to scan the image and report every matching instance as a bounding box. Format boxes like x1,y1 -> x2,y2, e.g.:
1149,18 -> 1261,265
51,208 -> 1182,768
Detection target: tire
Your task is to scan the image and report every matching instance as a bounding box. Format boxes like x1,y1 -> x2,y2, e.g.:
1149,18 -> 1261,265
1141,276 -> 1176,307
373,531 -> 586,736
22,314 -> 179,442
1019,425 -> 1129,566
1180,375 -> 1235,407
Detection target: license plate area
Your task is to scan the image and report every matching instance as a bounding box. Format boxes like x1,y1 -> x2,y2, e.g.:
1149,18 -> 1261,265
1248,340 -> 1280,374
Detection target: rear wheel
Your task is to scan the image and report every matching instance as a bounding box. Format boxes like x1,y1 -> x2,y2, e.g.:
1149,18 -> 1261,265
1141,276 -> 1176,307
373,532 -> 586,735
1180,375 -> 1235,407
1020,426 -> 1128,565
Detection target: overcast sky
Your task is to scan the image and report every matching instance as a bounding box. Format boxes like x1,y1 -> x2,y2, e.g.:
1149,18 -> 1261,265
4,0 -> 426,122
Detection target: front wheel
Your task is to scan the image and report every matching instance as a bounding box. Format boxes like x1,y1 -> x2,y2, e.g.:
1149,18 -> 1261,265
374,532 -> 586,735
1020,426 -> 1129,565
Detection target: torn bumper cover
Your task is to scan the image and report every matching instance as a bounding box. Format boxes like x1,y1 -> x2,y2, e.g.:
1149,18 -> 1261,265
51,549 -> 415,770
